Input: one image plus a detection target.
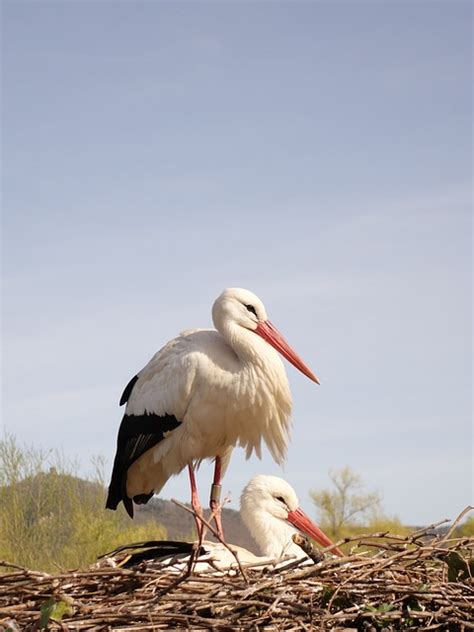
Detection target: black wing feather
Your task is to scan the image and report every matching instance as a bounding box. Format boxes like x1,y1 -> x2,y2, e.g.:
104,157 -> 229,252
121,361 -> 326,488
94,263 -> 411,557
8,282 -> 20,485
106,412 -> 181,518
120,374 -> 139,406
99,540 -> 206,568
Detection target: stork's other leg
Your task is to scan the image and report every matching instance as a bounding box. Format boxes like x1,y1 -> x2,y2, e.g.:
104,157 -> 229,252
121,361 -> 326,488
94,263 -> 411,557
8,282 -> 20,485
210,456 -> 224,540
188,463 -> 204,540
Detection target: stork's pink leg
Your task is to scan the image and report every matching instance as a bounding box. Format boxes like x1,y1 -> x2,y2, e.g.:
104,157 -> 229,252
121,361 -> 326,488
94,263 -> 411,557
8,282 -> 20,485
210,456 -> 224,540
188,463 -> 204,539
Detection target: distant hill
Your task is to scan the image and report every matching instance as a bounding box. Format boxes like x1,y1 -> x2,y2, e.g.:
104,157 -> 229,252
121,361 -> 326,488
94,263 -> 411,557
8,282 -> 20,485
135,497 -> 261,554
1,470 -> 261,555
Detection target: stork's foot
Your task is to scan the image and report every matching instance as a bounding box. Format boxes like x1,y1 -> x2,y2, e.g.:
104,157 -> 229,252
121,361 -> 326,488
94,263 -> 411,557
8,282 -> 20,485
210,499 -> 224,541
188,463 -> 205,540
210,482 -> 224,540
191,494 -> 205,540
193,512 -> 205,541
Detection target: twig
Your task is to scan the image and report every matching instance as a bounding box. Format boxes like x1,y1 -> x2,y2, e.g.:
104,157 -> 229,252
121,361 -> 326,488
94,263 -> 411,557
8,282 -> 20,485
292,533 -> 324,563
440,506 -> 474,543
171,498 -> 249,584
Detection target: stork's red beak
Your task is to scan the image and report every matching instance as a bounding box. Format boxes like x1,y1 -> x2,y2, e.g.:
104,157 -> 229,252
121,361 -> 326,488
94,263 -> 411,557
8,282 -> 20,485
287,507 -> 344,557
255,320 -> 320,384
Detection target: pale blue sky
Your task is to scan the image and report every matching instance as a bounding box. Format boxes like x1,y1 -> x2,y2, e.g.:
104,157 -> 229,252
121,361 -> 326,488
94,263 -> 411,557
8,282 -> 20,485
2,1 -> 472,525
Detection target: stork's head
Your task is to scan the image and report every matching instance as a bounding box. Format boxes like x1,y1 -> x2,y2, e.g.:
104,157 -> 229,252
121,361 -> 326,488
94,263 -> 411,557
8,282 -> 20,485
212,287 -> 268,331
212,288 -> 319,384
240,474 -> 344,558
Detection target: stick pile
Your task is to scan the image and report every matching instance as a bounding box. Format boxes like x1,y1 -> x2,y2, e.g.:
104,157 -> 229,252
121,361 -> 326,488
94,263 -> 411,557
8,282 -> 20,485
0,523 -> 472,630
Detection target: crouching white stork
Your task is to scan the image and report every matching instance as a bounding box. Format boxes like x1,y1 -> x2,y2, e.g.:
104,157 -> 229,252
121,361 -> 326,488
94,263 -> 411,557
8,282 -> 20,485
189,474 -> 344,568
106,288 -> 319,538
103,475 -> 343,571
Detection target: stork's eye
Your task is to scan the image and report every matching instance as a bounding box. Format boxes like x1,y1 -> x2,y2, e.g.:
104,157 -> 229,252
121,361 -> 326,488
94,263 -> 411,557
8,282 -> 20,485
276,496 -> 285,504
245,304 -> 257,317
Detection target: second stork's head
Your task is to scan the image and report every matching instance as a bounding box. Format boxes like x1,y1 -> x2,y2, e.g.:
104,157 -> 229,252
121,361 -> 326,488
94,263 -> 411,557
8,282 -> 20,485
212,287 -> 319,384
240,474 -> 344,559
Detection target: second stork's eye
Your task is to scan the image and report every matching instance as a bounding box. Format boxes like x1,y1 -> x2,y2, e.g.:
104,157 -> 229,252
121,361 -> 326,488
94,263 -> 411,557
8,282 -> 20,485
245,304 -> 257,317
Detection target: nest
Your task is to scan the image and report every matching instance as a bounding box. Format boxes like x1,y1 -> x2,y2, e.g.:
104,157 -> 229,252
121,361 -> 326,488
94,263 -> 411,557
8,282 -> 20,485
0,520 -> 473,631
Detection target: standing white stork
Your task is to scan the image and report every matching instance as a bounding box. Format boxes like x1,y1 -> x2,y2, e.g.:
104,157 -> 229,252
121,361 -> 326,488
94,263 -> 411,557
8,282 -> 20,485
106,288 -> 319,538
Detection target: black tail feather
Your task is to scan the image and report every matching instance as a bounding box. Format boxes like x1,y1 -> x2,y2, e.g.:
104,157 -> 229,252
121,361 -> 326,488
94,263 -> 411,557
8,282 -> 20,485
105,411 -> 181,519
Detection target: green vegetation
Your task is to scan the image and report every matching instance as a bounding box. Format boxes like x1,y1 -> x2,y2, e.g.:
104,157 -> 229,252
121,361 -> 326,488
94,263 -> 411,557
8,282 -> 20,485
311,467 -> 411,542
0,434 -> 166,572
39,598 -> 72,629
457,515 -> 474,537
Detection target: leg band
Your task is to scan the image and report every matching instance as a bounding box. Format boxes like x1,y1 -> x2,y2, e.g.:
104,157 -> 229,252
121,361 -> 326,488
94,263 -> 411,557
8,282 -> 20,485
210,483 -> 222,505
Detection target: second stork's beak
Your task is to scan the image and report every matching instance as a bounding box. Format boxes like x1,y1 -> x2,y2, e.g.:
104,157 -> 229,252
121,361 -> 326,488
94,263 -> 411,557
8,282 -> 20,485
255,320 -> 320,384
287,507 -> 344,557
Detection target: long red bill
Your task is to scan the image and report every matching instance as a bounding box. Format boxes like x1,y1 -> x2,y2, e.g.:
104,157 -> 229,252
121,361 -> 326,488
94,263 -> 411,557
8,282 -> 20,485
255,320 -> 320,384
287,507 -> 344,557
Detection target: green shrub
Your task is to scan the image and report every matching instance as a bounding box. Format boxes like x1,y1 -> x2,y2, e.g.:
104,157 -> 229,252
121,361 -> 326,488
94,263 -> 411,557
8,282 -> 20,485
457,515 -> 474,537
0,434 -> 166,571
